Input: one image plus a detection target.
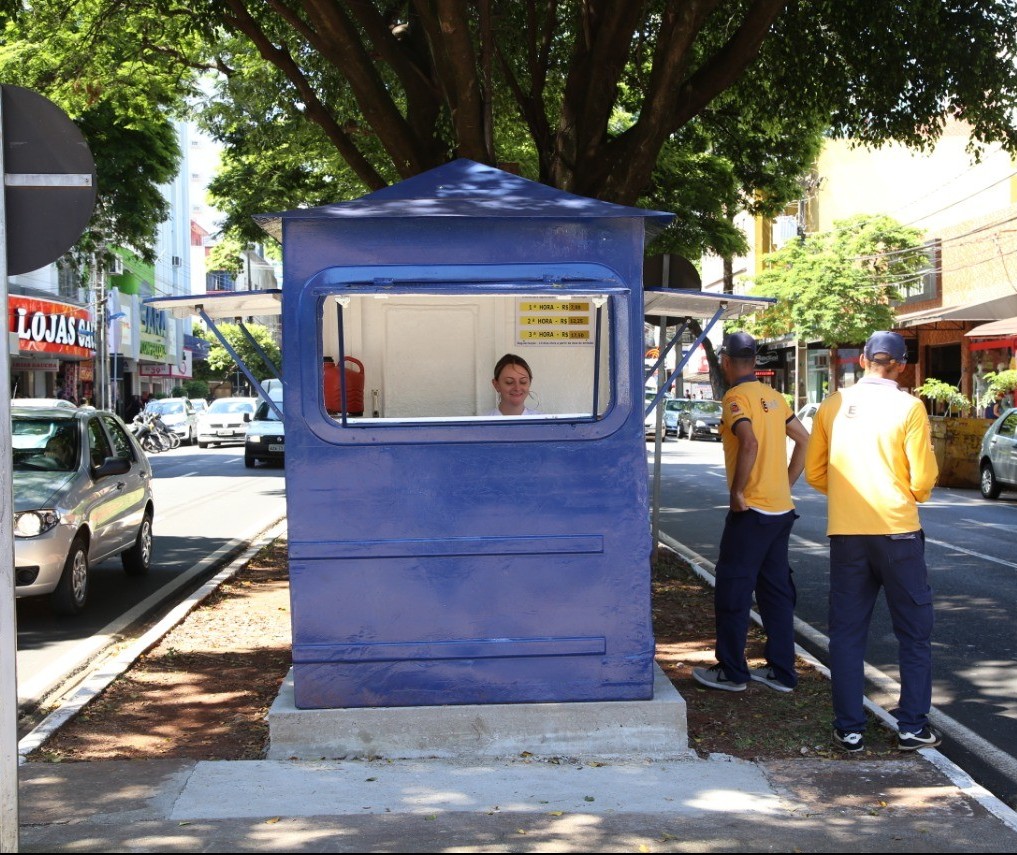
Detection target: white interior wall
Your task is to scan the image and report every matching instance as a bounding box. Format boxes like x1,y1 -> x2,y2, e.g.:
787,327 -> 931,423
322,294 -> 612,417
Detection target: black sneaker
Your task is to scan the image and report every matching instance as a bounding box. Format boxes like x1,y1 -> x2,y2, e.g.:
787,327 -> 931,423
833,729 -> 865,753
898,726 -> 942,751
692,664 -> 747,692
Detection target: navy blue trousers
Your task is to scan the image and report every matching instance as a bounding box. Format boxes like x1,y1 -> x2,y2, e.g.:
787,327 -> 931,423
714,509 -> 798,687
828,533 -> 934,733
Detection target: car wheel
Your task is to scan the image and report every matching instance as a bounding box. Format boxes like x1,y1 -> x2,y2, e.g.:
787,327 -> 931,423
245,453 -> 257,468
981,462 -> 1002,499
198,441 -> 209,449
122,510 -> 153,576
51,535 -> 89,615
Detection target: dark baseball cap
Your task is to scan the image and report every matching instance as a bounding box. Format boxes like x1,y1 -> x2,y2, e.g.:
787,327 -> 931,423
863,331 -> 908,364
718,331 -> 757,358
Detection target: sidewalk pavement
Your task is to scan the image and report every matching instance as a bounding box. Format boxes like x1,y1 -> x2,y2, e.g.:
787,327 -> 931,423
17,747 -> 1017,852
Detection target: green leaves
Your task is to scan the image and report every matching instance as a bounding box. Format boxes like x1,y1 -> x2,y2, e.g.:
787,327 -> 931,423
748,214 -> 930,346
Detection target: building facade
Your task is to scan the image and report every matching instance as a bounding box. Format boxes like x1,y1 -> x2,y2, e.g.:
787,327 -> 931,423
701,121 -> 1017,410
6,120 -> 195,410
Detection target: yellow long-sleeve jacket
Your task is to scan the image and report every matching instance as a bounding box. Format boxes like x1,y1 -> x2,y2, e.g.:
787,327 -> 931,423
804,377 -> 939,536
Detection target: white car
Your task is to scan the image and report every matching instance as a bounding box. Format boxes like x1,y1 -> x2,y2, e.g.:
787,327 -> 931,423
244,389 -> 284,468
144,397 -> 198,445
197,397 -> 259,448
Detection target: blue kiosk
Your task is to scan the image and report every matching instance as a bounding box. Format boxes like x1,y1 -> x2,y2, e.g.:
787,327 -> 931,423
148,161 -> 771,717
256,160 -> 675,709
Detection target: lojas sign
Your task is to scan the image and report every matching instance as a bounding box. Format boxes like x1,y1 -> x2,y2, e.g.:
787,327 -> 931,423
8,295 -> 95,357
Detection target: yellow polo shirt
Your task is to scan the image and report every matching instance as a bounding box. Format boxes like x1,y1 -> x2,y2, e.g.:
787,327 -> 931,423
804,377 -> 938,535
721,380 -> 795,513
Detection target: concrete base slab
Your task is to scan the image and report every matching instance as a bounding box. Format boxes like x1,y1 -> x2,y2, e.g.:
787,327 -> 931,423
268,663 -> 689,761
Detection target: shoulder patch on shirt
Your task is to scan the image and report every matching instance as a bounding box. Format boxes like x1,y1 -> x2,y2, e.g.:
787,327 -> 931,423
729,401 -> 742,415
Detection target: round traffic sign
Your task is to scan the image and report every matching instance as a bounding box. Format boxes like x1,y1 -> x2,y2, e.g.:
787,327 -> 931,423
2,85 -> 97,275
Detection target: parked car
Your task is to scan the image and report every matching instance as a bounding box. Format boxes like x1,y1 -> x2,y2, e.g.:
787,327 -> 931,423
644,391 -> 673,440
979,407 -> 1017,499
665,398 -> 694,437
796,402 -> 819,433
190,398 -> 210,416
680,400 -> 723,441
196,397 -> 259,448
12,405 -> 155,615
144,397 -> 197,445
244,389 -> 284,468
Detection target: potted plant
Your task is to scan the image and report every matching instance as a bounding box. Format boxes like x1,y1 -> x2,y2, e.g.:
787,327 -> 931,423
913,378 -> 973,417
913,378 -> 982,488
982,368 -> 1017,416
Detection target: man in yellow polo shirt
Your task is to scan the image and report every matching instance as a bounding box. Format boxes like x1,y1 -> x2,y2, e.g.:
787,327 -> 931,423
693,332 -> 810,694
805,331 -> 940,754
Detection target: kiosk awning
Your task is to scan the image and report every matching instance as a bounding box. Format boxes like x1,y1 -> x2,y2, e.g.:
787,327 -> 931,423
145,288 -> 282,320
144,290 -> 284,419
643,289 -> 775,323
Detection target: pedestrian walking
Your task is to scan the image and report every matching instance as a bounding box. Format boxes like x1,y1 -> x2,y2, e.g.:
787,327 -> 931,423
804,331 -> 941,754
693,331 -> 810,695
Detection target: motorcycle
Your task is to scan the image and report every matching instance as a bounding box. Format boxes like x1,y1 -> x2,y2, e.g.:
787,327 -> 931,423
130,413 -> 171,453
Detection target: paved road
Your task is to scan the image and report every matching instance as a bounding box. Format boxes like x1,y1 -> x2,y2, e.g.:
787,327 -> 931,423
15,444 -> 286,713
649,435 -> 1017,808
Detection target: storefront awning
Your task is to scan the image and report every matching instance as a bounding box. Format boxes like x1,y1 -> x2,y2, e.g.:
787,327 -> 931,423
965,316 -> 1017,339
896,293 -> 1017,327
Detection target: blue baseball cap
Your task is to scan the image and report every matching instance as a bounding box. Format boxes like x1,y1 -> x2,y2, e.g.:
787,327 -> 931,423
864,331 -> 908,364
718,331 -> 757,358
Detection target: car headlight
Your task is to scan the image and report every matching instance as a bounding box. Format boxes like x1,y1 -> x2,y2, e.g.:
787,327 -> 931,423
248,435 -> 262,443
14,510 -> 60,537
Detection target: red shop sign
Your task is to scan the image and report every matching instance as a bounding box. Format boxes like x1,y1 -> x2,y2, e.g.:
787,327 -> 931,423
8,295 -> 95,358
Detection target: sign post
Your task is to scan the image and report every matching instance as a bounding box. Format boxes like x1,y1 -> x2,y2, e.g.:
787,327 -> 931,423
0,84 -> 96,853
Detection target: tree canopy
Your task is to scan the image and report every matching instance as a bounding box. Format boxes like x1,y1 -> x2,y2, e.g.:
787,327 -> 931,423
746,215 -> 931,346
184,1 -> 1017,203
7,1 -> 1017,272
201,322 -> 282,382
0,0 -> 202,269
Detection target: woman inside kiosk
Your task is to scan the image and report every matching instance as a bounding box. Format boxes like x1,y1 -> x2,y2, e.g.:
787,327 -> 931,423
489,353 -> 541,416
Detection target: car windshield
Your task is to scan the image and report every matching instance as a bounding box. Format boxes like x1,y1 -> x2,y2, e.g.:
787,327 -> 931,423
12,417 -> 79,472
665,399 -> 685,412
255,400 -> 283,421
147,401 -> 184,415
691,401 -> 722,417
209,399 -> 254,415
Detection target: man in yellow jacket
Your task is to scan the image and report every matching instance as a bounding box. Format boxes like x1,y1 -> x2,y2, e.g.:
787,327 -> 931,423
693,331 -> 810,695
805,331 -> 940,754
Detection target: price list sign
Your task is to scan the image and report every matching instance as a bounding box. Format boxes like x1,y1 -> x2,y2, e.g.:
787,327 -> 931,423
516,298 -> 595,345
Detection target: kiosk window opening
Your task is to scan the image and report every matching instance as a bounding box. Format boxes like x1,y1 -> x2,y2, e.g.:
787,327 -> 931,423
319,292 -> 615,424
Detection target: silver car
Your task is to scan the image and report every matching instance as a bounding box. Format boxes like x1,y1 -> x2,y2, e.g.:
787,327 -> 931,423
13,406 -> 155,615
979,407 -> 1017,499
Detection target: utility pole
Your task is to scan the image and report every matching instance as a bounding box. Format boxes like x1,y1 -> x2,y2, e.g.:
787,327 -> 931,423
93,257 -> 107,409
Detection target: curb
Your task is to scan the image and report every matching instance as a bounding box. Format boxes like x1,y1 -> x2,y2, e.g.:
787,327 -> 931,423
17,518 -> 288,762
